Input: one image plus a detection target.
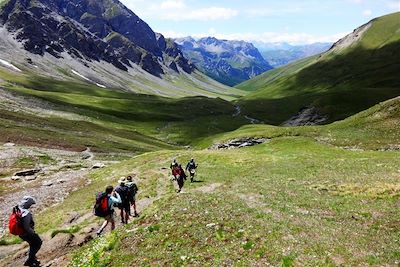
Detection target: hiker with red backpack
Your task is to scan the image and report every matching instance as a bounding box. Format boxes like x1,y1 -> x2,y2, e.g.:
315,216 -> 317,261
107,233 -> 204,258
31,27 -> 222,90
95,186 -> 121,236
9,196 -> 42,267
172,163 -> 187,193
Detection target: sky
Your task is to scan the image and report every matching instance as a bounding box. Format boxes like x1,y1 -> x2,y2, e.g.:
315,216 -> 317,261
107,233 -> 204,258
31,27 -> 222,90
119,0 -> 400,44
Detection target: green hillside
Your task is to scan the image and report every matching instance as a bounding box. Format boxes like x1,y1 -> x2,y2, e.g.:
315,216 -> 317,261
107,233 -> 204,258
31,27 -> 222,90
237,12 -> 400,125
204,96 -> 400,151
0,69 -> 251,152
1,98 -> 398,266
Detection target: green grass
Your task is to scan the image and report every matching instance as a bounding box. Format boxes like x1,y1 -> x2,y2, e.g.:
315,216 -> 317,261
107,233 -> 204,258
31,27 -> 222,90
68,137 -> 400,266
236,12 -> 400,125
201,96 -> 400,150
0,95 -> 396,265
0,71 -> 251,150
51,226 -> 81,239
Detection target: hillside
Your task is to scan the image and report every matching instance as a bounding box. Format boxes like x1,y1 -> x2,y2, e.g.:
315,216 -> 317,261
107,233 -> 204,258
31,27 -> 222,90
237,12 -> 400,125
0,70 -> 252,151
0,0 -> 244,99
1,97 -> 399,266
175,37 -> 273,86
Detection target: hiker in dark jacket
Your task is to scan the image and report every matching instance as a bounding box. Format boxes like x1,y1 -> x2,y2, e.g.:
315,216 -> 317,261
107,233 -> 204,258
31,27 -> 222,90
186,158 -> 197,182
172,163 -> 186,193
18,196 -> 42,267
126,175 -> 139,217
115,178 -> 130,224
169,158 -> 177,169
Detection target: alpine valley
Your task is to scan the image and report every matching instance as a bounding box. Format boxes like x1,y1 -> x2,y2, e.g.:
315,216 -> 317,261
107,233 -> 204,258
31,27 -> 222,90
0,0 -> 399,265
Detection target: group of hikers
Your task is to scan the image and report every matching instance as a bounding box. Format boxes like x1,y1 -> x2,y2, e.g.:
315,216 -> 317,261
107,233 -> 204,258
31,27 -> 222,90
8,158 -> 197,266
170,158 -> 198,192
95,175 -> 139,236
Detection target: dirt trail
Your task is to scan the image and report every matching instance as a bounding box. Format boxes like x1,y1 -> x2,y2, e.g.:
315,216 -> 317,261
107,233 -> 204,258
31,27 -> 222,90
0,167 -> 173,267
0,164 -> 220,267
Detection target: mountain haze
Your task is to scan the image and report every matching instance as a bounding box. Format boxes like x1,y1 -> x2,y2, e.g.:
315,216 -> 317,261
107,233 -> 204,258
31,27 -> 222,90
175,37 -> 273,86
255,42 -> 332,67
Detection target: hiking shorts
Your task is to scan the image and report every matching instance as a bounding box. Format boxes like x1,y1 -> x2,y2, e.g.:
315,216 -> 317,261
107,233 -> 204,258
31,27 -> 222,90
105,212 -> 115,222
120,203 -> 131,215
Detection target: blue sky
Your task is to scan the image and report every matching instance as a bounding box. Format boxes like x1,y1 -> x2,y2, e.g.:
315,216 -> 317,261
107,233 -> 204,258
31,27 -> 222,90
120,0 -> 400,44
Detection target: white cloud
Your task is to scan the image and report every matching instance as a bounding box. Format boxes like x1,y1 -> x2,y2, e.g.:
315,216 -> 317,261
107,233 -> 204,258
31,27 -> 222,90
160,6 -> 239,21
349,0 -> 364,4
245,7 -> 302,17
162,30 -> 349,45
362,9 -> 373,16
160,0 -> 186,10
387,1 -> 400,11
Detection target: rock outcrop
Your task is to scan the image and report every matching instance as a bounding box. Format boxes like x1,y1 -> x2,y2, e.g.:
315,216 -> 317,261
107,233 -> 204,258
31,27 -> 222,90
211,138 -> 270,150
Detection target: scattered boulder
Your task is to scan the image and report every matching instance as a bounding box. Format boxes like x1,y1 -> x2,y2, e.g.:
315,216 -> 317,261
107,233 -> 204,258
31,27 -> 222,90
92,163 -> 105,169
11,176 -> 20,181
42,181 -> 53,187
25,176 -> 37,181
283,106 -> 328,126
67,212 -> 81,224
3,142 -> 15,147
14,168 -> 41,177
211,138 -> 269,150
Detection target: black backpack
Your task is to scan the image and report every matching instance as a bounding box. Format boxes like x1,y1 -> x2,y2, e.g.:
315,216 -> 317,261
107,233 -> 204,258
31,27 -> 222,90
116,185 -> 129,204
94,192 -> 110,217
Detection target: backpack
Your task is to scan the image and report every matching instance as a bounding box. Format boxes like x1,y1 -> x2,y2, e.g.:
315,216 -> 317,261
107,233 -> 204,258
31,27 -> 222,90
9,206 -> 25,236
94,192 -> 110,217
115,185 -> 129,206
131,184 -> 138,196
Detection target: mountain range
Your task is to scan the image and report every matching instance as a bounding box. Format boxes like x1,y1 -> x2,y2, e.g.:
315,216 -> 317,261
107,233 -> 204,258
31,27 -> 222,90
255,42 -> 332,67
175,37 -> 273,86
0,0 -> 243,99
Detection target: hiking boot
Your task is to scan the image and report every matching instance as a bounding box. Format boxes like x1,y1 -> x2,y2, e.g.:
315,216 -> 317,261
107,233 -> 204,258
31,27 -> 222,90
24,259 -> 40,267
133,212 -> 139,217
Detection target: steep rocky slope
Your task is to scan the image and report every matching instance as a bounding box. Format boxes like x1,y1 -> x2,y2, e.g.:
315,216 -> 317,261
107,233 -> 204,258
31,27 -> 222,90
0,0 -> 194,76
0,0 -> 243,98
175,37 -> 273,86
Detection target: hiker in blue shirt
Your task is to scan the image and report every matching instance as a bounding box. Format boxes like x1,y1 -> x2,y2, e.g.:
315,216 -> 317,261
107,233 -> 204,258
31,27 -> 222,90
96,186 -> 121,236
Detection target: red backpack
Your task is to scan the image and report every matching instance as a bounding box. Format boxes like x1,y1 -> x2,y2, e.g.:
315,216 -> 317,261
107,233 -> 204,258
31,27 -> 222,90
9,206 -> 25,236
94,192 -> 110,217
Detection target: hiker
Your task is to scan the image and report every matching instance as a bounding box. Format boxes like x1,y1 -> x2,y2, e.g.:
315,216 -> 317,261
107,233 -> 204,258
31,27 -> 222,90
115,178 -> 130,224
172,163 -> 186,193
96,186 -> 121,236
126,175 -> 139,217
185,158 -> 197,182
15,196 -> 42,267
170,158 -> 177,169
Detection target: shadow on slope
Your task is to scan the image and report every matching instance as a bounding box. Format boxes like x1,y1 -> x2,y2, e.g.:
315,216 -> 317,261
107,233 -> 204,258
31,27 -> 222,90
238,42 -> 400,125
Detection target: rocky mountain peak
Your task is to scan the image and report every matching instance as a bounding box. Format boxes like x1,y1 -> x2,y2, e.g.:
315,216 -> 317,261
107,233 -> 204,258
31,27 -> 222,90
174,36 -> 273,86
0,0 -> 194,76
